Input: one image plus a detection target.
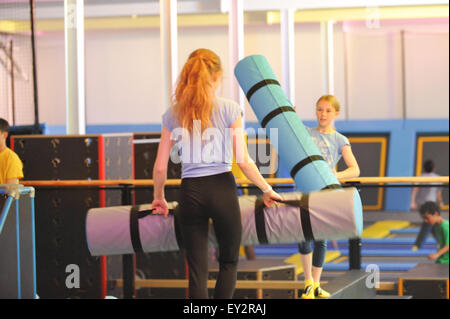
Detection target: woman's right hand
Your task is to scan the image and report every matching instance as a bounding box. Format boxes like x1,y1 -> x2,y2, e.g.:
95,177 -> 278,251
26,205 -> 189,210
152,198 -> 169,218
263,189 -> 283,207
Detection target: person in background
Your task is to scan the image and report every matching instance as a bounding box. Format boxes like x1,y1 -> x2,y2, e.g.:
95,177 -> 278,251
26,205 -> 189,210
0,118 -> 23,185
419,201 -> 449,264
410,160 -> 443,250
297,95 -> 360,299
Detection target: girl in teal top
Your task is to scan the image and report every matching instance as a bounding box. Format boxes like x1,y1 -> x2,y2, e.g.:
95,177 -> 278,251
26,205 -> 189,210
297,95 -> 360,299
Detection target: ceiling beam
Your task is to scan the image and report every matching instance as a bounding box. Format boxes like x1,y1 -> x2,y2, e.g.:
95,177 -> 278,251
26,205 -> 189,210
266,5 -> 449,24
240,0 -> 449,11
1,5 -> 448,33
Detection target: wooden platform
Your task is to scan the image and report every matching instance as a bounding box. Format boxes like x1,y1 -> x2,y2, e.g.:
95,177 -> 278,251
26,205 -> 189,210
115,259 -> 386,299
398,263 -> 449,299
208,259 -> 297,299
324,270 -> 377,299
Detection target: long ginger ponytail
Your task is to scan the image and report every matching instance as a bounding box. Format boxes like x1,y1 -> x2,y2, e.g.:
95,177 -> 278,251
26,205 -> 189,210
173,49 -> 222,133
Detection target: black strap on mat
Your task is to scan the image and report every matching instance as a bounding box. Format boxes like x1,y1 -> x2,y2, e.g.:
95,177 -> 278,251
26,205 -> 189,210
322,184 -> 342,190
254,194 -> 315,244
246,79 -> 280,101
254,198 -> 269,245
261,106 -> 296,128
299,195 -> 315,241
129,206 -> 176,253
130,205 -> 144,253
276,196 -> 314,241
290,155 -> 326,178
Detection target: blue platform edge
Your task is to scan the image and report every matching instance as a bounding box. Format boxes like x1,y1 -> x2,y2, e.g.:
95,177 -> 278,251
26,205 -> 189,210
390,228 -> 420,234
353,188 -> 363,237
339,248 -> 435,257
323,262 -> 417,272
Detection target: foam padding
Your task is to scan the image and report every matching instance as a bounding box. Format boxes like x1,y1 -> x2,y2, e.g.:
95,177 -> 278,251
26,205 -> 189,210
234,55 -> 341,194
254,246 -> 299,256
234,54 -> 364,243
323,262 -> 418,272
339,248 -> 436,257
390,228 -> 420,234
254,246 -> 342,257
87,189 -> 363,256
336,237 -> 436,245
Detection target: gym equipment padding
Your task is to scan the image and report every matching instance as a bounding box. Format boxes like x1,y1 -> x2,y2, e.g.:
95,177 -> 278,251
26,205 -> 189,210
339,248 -> 436,257
234,55 -> 341,194
338,238 -> 436,245
323,263 -> 418,272
86,188 -> 363,256
390,228 -> 420,234
0,185 -> 36,299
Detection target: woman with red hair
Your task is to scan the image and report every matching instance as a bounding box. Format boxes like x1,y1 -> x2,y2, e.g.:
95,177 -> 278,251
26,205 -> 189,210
152,49 -> 282,299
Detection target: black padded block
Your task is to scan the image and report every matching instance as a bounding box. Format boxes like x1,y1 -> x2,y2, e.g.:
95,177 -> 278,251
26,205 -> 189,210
12,134 -> 133,299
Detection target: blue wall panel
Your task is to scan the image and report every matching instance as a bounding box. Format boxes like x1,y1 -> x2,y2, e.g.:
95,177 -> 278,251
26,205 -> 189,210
41,118 -> 449,211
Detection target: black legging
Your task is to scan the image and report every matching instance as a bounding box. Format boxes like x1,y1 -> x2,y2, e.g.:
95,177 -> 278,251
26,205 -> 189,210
178,171 -> 242,299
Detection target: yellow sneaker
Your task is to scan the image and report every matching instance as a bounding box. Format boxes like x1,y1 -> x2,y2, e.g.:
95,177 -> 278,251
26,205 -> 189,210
301,283 -> 315,299
314,286 -> 330,298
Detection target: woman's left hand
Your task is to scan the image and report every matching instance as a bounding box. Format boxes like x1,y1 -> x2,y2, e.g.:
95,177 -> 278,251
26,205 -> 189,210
263,189 -> 283,208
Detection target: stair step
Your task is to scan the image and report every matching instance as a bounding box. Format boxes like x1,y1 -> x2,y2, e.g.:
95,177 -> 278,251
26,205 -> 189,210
374,295 -> 413,299
322,270 -> 376,299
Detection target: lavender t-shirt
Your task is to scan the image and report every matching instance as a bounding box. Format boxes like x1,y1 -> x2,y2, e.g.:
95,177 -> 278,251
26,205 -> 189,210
307,127 -> 350,168
162,97 -> 242,178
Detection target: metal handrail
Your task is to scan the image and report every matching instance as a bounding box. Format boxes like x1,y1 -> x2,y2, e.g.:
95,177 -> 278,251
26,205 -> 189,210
19,176 -> 450,187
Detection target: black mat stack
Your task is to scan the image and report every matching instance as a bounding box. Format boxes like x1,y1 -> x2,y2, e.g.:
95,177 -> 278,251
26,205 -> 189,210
208,259 -> 297,299
12,134 -> 133,298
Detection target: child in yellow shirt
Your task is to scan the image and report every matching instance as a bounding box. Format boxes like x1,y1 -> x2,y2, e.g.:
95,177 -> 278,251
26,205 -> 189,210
0,118 -> 24,184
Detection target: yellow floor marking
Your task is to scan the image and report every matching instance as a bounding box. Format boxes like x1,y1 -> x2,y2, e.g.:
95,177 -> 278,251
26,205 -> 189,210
362,220 -> 411,238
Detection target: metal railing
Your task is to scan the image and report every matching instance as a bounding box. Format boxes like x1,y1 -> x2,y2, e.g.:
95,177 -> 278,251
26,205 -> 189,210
20,176 -> 449,298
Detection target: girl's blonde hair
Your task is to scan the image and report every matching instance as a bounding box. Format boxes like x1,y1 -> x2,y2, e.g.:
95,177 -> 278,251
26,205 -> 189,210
173,48 -> 222,133
316,94 -> 340,112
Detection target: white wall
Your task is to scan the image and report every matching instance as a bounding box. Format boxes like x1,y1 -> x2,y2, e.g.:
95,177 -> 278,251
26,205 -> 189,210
35,31 -> 65,126
345,30 -> 405,119
33,18 -> 449,128
404,31 -> 449,118
0,34 -> 36,126
86,29 -> 163,125
344,19 -> 449,120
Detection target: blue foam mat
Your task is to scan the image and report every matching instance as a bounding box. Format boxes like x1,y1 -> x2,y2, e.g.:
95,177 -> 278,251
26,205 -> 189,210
252,239 -> 434,247
254,246 -> 435,257
254,239 -> 437,257
254,247 -> 299,256
390,228 -> 420,234
336,238 -> 436,245
323,262 -> 417,272
339,248 -> 435,257
254,238 -> 435,250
